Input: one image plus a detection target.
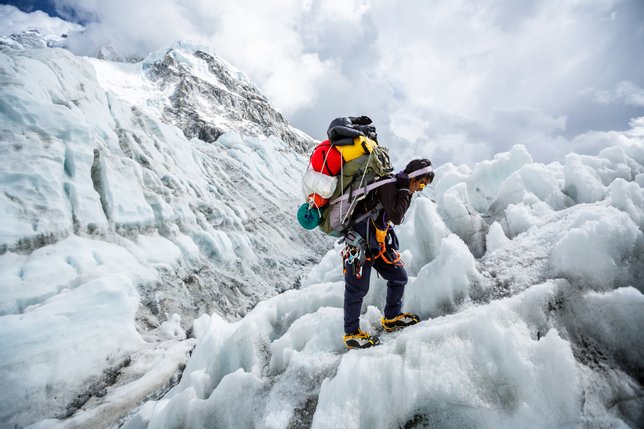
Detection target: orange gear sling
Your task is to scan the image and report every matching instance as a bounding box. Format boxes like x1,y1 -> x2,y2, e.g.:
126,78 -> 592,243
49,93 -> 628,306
365,219 -> 403,266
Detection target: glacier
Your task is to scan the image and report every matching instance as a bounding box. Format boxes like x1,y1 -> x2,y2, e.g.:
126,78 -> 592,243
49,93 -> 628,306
1,19 -> 643,429
0,31 -> 329,429
118,133 -> 644,429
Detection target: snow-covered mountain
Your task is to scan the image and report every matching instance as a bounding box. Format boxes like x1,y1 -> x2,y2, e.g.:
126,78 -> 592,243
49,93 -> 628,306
2,22 -> 644,429
0,28 -> 69,50
0,31 -> 329,429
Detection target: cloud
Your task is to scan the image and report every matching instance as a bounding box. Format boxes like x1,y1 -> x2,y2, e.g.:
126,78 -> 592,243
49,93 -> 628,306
568,115 -> 644,155
583,81 -> 644,107
290,0 -> 643,166
6,0 -> 644,167
0,4 -> 81,36
53,0 -> 203,58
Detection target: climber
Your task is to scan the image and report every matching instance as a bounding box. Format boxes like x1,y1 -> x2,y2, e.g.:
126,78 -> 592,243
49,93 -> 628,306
342,158 -> 434,349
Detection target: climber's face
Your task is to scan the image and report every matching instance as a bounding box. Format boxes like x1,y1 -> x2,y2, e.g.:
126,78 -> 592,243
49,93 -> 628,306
410,176 -> 429,193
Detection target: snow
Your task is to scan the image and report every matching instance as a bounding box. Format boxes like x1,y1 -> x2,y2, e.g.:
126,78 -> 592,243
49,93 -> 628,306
550,207 -> 641,290
1,12 -> 643,429
395,197 -> 450,273
313,290 -> 581,429
485,221 -> 510,254
0,274 -> 143,426
1,30 -> 325,429
122,279 -> 594,429
87,59 -> 162,109
466,144 -> 533,213
404,234 -> 484,318
121,119 -> 643,428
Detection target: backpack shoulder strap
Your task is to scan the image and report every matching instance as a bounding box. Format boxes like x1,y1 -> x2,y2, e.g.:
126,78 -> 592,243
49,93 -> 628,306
330,177 -> 396,206
331,164 -> 432,206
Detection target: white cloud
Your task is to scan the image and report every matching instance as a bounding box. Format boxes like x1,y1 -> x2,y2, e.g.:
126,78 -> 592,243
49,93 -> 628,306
6,0 -> 643,167
584,81 -> 644,107
0,5 -> 82,36
389,109 -> 430,143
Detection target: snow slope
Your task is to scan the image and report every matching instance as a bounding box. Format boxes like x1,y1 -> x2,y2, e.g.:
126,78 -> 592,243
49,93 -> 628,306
0,33 -> 327,428
122,129 -> 644,428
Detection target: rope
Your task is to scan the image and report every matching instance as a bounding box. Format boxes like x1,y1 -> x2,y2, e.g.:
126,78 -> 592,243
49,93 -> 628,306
321,142 -> 334,175
307,142 -> 337,212
341,150 -> 373,225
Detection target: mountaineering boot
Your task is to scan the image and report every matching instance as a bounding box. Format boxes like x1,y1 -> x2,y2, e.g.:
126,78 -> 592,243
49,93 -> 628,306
381,312 -> 420,332
343,330 -> 381,349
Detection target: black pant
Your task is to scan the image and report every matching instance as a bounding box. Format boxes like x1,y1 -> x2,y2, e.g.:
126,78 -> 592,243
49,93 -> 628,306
344,257 -> 408,334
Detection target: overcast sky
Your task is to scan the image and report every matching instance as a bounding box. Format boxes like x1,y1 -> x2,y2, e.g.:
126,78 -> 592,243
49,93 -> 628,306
2,0 -> 644,167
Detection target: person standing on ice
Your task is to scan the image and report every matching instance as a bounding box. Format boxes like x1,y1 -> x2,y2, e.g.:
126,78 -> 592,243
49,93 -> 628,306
343,158 -> 434,349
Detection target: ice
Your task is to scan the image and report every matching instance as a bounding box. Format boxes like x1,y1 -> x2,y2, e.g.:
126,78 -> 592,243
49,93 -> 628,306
465,144 -> 533,213
437,182 -> 488,256
574,287 -> 644,373
608,178 -> 644,231
134,233 -> 182,267
550,207 -> 641,290
122,121 -> 643,428
314,319 -> 580,428
101,156 -> 157,226
396,197 -> 451,274
492,162 -> 570,213
2,10 -> 644,428
485,221 -> 510,254
404,234 -> 484,318
301,247 -> 343,287
503,200 -> 555,237
190,314 -> 213,340
0,236 -> 157,316
0,274 -> 143,427
430,162 -> 471,202
1,33 -> 328,429
127,279 -> 596,429
563,153 -> 609,203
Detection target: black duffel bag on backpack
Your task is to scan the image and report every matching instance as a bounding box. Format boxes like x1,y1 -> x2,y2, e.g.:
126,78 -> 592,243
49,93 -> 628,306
327,116 -> 378,146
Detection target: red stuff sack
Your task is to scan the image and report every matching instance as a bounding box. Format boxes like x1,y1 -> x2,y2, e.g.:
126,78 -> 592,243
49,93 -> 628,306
310,140 -> 343,176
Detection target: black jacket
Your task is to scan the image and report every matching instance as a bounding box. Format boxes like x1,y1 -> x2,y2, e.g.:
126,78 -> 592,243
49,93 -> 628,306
354,177 -> 412,226
351,177 -> 412,255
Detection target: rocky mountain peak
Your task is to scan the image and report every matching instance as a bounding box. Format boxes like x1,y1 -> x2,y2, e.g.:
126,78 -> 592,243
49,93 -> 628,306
143,44 -> 314,154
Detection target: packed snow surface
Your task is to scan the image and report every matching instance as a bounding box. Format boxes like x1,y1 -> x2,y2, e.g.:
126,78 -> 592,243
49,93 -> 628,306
1,18 -> 643,429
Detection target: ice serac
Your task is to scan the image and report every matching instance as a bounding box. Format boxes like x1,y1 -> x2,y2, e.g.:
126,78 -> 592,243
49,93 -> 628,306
0,34 -> 329,428
125,123 -> 644,428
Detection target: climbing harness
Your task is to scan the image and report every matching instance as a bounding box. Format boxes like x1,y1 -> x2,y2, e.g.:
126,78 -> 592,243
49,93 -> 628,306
365,215 -> 403,267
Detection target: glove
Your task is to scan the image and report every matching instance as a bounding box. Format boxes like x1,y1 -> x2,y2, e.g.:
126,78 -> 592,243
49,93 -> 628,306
395,171 -> 410,189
